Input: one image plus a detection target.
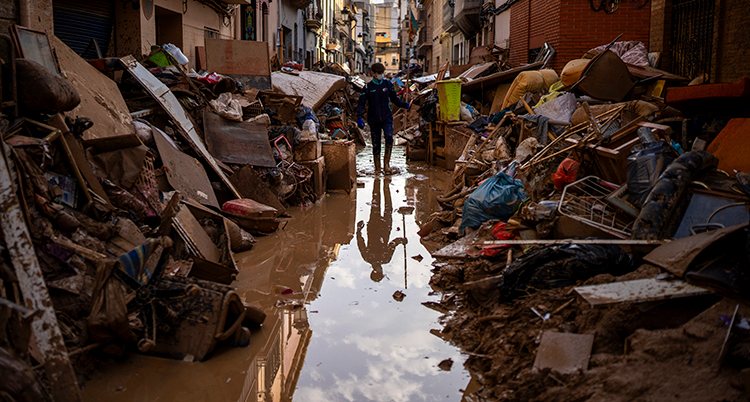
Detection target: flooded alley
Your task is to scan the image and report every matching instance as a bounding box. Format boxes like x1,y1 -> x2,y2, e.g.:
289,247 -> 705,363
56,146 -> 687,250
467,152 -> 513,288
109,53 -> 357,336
79,147 -> 471,401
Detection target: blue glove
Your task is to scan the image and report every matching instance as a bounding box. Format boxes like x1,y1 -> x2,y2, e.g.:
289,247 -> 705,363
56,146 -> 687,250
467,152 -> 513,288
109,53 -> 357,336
357,118 -> 365,129
405,102 -> 411,109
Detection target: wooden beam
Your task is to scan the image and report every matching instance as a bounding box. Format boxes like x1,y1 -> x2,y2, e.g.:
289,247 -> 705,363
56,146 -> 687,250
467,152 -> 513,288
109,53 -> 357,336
0,143 -> 82,402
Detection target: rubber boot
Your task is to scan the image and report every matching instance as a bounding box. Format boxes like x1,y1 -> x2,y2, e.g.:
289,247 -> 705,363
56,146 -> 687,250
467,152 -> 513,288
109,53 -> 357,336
383,146 -> 392,174
374,154 -> 381,173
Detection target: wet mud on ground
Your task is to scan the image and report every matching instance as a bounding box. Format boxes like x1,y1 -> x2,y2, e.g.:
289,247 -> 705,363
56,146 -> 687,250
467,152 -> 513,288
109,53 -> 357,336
80,146 -> 473,402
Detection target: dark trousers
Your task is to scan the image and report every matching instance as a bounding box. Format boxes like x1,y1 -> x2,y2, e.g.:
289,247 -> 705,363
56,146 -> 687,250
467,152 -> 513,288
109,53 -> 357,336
369,119 -> 393,156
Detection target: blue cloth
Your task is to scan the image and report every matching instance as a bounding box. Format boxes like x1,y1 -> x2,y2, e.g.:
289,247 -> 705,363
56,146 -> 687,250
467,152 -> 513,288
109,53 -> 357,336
460,173 -> 526,235
357,118 -> 365,129
118,239 -> 159,285
369,119 -> 393,156
357,79 -> 409,124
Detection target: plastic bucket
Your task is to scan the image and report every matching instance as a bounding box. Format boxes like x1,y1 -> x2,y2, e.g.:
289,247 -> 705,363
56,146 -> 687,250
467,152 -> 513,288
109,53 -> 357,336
436,79 -> 462,121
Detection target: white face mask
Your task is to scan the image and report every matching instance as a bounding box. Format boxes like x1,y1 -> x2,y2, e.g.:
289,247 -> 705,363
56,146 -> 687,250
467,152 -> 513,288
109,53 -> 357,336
375,74 -> 384,81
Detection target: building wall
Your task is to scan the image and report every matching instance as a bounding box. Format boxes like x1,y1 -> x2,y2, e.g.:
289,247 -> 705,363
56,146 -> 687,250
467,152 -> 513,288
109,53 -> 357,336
509,0 -> 650,72
494,7 -> 510,49
151,0 -> 235,70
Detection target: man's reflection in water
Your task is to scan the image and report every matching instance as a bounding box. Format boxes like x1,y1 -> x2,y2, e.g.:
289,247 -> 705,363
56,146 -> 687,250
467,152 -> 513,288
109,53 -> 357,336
357,176 -> 407,282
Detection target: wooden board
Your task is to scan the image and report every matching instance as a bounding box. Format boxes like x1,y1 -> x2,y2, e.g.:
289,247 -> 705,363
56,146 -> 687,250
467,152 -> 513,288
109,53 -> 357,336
575,278 -> 713,307
202,110 -> 276,167
152,125 -> 220,209
644,223 -> 749,277
271,71 -> 347,111
533,332 -> 594,374
204,38 -> 271,90
51,36 -> 136,143
706,118 -> 750,174
173,207 -> 222,263
461,61 -> 544,93
120,55 -> 241,199
431,232 -> 481,259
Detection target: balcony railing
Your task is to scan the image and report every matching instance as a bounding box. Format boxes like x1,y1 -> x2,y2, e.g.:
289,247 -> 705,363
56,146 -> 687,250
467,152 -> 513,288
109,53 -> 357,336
304,6 -> 323,31
442,0 -> 454,31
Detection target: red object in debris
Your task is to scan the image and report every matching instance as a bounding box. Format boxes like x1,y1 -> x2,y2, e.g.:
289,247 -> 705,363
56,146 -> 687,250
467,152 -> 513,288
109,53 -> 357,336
666,77 -> 750,107
553,158 -> 580,191
283,61 -> 303,71
706,118 -> 750,174
222,199 -> 278,219
481,222 -> 517,257
198,72 -> 222,85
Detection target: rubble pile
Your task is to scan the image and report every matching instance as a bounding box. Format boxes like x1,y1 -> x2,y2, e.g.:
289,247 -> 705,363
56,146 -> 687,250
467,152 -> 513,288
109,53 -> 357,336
416,37 -> 750,400
0,30 -> 362,400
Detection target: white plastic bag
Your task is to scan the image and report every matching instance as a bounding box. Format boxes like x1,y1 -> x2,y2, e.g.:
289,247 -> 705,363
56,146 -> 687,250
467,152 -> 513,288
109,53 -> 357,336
210,93 -> 243,122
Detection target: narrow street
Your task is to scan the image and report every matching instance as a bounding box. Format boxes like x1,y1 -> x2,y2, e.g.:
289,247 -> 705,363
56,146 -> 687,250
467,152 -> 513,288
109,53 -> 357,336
80,147 -> 470,401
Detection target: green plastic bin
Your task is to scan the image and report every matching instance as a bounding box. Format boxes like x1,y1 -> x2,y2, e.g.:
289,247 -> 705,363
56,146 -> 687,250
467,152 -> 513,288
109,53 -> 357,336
436,79 -> 462,121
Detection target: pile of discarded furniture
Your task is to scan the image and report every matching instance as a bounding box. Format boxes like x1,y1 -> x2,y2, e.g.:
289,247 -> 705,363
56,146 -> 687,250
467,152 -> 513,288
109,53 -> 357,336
415,36 -> 750,401
0,27 -> 361,400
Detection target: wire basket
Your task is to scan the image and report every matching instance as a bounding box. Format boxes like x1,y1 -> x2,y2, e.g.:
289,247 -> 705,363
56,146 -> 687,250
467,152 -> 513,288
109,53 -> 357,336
557,176 -> 635,239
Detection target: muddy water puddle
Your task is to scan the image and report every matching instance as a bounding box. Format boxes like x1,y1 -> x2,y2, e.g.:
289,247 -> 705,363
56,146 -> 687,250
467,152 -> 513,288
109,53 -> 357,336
81,147 -> 468,401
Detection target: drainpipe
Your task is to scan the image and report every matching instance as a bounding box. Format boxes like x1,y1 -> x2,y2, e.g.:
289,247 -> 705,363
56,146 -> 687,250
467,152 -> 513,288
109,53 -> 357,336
19,0 -> 31,28
278,0 -> 283,62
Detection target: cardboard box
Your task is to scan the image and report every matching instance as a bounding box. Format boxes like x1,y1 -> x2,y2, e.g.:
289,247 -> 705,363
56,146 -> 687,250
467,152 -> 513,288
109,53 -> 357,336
321,140 -> 355,193
299,156 -> 326,199
294,138 -> 322,161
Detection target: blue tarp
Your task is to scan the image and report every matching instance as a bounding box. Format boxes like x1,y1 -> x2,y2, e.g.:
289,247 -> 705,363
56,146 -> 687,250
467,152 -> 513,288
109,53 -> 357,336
460,172 -> 526,235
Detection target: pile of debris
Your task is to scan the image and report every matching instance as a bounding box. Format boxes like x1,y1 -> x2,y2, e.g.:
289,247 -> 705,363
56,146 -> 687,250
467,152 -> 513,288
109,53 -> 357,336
0,29 -> 360,400
417,36 -> 750,401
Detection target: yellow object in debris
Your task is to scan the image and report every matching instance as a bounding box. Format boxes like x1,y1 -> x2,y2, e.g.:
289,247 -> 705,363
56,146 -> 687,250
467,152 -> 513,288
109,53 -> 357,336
535,81 -> 565,107
437,79 -> 462,121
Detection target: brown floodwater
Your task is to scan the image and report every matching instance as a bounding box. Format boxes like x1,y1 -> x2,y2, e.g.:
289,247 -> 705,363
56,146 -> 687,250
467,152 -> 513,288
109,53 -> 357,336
81,147 -> 470,401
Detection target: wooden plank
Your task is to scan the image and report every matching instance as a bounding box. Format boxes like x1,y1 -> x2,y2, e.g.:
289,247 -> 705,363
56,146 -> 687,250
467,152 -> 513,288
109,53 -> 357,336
574,278 -> 713,307
432,232 -> 481,259
119,56 -> 241,199
461,61 -> 544,93
51,36 -> 136,144
479,239 -> 665,246
533,332 -> 594,374
271,71 -> 347,111
0,143 -> 81,402
204,38 -> 271,90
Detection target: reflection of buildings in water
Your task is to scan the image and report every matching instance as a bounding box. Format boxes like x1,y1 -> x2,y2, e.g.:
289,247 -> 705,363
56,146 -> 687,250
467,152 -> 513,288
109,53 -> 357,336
404,168 -> 450,227
233,188 -> 358,402
236,223 -> 341,402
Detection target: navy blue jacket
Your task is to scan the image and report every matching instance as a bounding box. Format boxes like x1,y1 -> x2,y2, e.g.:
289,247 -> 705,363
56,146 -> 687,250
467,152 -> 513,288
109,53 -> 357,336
356,79 -> 409,124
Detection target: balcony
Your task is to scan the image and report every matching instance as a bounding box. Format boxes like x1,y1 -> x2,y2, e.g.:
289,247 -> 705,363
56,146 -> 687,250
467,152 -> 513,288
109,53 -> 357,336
290,0 -> 312,10
442,1 -> 458,33
417,25 -> 432,49
453,0 -> 481,36
304,6 -> 322,32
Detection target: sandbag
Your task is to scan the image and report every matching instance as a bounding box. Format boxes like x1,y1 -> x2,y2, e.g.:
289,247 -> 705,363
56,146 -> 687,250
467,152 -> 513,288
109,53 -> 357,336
502,70 -> 558,109
460,172 -> 526,234
540,69 -> 560,89
16,58 -> 80,113
561,59 -> 589,87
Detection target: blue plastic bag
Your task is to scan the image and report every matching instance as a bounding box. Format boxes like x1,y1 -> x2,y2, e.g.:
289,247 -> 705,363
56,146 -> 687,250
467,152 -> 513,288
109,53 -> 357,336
460,172 -> 526,235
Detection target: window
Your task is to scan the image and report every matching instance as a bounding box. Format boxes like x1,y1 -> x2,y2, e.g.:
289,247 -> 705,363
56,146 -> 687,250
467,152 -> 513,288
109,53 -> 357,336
392,57 -> 397,65
204,27 -> 220,39
376,57 -> 382,62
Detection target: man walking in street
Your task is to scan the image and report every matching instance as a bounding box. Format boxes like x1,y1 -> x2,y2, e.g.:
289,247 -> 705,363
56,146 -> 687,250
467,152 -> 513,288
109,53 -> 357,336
356,62 -> 410,174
